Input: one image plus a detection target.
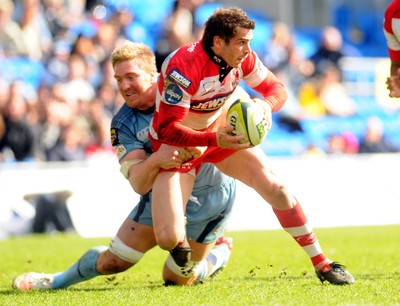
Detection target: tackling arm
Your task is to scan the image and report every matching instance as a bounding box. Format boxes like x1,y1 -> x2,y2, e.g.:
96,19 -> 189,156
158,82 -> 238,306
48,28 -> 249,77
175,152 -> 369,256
157,103 -> 218,147
121,146 -> 192,195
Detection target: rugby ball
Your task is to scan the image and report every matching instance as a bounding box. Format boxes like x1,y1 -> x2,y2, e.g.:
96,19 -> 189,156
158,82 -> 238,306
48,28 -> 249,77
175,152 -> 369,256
226,98 -> 268,146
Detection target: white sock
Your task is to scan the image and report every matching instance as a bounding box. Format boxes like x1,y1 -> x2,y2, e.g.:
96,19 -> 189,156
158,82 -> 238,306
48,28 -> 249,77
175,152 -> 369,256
196,243 -> 231,282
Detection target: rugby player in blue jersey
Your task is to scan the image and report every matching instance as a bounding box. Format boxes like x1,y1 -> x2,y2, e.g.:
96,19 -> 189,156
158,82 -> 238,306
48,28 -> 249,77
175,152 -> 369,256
12,41 -> 235,289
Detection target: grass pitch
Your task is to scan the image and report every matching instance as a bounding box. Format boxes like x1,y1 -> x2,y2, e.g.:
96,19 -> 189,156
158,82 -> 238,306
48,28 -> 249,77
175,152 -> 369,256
1,225 -> 400,305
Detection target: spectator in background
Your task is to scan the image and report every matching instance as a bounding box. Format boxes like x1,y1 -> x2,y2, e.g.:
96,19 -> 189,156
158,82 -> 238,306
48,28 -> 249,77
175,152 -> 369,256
297,64 -> 356,118
263,21 -> 294,76
0,82 -> 36,162
39,97 -> 74,160
46,121 -> 87,161
383,0 -> 400,98
308,26 -> 345,78
358,116 -> 399,153
155,0 -> 204,70
262,21 -> 309,132
70,33 -> 101,87
14,0 -> 53,61
44,40 -> 71,85
0,0 -> 29,57
57,54 -> 96,107
41,0 -> 69,38
327,132 -> 359,155
317,65 -> 357,117
95,80 -> 120,119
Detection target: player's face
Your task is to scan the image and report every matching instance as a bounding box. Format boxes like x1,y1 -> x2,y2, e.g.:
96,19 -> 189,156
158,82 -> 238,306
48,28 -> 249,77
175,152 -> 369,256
113,59 -> 157,110
218,27 -> 253,68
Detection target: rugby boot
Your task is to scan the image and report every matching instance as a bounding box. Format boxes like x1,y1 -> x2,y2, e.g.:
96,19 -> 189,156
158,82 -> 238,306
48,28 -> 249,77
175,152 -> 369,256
315,262 -> 355,285
12,272 -> 54,290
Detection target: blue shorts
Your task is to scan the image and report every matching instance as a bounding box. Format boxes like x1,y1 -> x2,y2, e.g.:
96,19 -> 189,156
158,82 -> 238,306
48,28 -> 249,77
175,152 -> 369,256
128,176 -> 236,244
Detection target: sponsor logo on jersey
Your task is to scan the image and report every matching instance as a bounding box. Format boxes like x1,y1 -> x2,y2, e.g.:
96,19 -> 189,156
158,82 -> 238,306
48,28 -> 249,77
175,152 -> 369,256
165,83 -> 183,104
137,126 -> 150,143
187,42 -> 198,52
115,144 -> 126,159
213,55 -> 221,64
191,95 -> 230,111
110,128 -> 119,145
202,81 -> 215,94
168,69 -> 192,89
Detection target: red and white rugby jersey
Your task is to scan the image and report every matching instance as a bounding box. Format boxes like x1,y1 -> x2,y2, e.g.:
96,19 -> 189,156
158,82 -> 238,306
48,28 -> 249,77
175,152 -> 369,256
150,40 -> 287,147
384,0 -> 400,60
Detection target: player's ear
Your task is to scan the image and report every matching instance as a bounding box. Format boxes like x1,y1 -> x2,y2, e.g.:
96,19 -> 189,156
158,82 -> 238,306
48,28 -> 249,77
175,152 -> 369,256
213,36 -> 224,48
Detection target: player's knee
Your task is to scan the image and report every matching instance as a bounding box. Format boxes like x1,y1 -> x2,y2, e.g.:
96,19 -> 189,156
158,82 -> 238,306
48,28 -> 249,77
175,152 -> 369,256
155,230 -> 182,251
98,236 -> 144,274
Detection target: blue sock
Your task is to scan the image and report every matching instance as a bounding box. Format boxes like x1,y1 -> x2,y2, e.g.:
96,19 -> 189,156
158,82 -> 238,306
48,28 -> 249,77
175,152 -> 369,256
52,246 -> 107,289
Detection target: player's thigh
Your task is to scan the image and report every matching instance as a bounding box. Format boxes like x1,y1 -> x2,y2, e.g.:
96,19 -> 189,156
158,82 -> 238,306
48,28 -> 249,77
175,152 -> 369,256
216,146 -> 280,188
152,171 -> 195,237
185,175 -> 235,246
115,218 -> 157,253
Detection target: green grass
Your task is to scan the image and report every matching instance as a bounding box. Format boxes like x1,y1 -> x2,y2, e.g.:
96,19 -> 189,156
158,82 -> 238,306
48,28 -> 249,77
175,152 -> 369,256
1,225 -> 400,305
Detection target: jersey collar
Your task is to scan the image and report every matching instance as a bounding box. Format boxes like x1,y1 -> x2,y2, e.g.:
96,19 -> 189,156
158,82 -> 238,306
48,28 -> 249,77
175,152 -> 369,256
137,105 -> 155,114
202,41 -> 233,83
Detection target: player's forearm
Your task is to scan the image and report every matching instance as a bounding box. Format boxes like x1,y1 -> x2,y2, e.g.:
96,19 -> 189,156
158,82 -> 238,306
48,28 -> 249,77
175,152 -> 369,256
158,122 -> 217,147
157,103 -> 218,146
128,156 -> 164,195
253,72 -> 288,112
390,60 -> 400,76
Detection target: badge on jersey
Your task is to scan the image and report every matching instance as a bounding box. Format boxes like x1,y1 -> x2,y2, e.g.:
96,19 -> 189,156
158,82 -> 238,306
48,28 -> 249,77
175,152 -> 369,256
165,83 -> 183,104
110,128 -> 119,145
115,144 -> 126,160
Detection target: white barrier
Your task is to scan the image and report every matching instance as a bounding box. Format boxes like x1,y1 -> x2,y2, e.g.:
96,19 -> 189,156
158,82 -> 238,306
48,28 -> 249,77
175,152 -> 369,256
1,154 -> 399,238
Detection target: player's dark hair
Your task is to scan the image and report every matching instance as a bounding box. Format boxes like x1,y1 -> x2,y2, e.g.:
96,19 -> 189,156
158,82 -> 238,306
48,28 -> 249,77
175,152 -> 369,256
202,7 -> 255,48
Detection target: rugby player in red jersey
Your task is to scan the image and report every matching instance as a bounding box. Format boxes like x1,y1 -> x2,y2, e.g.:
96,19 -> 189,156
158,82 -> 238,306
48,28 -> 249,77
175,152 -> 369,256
384,0 -> 400,97
150,7 -> 354,285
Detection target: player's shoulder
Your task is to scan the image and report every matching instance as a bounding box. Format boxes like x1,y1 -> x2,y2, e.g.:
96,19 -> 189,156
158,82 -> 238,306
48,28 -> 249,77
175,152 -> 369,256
163,41 -> 208,88
241,51 -> 263,74
111,103 -> 132,127
168,41 -> 207,68
385,0 -> 400,18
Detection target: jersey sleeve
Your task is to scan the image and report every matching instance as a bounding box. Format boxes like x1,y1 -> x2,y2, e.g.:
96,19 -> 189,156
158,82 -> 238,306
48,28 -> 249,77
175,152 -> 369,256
242,51 -> 288,112
110,118 -> 147,161
383,1 -> 400,61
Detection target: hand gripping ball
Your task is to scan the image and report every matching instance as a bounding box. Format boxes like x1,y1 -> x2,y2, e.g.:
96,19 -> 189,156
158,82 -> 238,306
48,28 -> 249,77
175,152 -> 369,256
226,98 -> 268,146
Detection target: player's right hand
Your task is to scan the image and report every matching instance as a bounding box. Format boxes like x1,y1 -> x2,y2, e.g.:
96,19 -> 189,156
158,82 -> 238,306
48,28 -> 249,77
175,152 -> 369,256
215,126 -> 250,150
186,146 -> 207,159
386,76 -> 400,98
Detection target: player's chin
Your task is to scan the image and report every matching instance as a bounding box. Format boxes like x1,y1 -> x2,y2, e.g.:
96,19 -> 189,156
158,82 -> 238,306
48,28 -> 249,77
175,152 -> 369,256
125,97 -> 141,108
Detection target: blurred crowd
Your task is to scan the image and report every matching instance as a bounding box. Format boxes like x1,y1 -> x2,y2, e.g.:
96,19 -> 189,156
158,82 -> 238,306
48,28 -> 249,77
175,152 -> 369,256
0,0 -> 398,164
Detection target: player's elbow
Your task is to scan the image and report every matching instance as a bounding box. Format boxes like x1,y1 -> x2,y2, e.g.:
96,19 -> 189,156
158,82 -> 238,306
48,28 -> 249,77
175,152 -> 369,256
131,184 -> 150,196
